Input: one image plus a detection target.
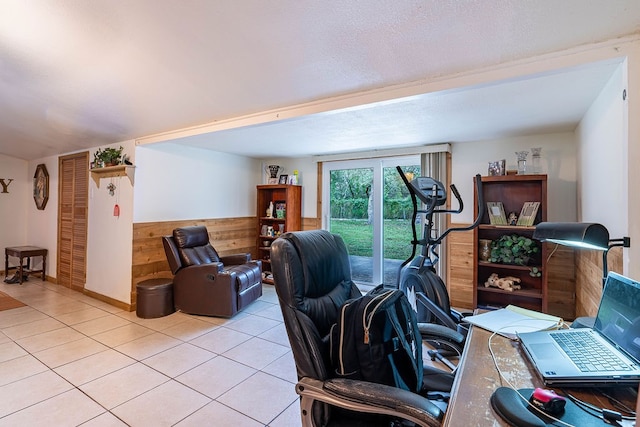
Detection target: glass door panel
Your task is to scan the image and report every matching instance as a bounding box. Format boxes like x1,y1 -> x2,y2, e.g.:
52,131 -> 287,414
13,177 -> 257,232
323,156 -> 420,289
327,166 -> 375,285
382,164 -> 421,287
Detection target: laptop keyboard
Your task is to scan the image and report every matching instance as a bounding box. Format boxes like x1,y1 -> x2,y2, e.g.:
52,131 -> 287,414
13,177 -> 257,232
550,331 -> 632,372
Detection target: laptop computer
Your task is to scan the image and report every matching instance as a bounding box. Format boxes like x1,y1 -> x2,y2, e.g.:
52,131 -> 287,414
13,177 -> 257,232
518,271 -> 640,386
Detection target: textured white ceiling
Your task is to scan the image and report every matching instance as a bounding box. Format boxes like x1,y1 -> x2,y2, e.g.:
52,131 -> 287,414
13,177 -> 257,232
1,1 -> 639,160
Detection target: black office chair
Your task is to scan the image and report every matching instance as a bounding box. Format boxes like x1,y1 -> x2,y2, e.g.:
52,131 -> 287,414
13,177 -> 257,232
270,229 -> 455,427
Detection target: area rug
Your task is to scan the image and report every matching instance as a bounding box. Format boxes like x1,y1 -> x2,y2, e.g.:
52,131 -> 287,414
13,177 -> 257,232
0,291 -> 26,311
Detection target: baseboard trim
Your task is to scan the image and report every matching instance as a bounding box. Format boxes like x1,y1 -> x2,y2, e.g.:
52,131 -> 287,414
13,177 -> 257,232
83,288 -> 133,312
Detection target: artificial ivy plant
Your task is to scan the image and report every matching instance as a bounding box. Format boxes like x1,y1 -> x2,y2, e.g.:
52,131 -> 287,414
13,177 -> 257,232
489,234 -> 540,266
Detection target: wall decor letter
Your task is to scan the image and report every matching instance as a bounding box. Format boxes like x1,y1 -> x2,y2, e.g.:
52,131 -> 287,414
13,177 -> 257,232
0,178 -> 13,193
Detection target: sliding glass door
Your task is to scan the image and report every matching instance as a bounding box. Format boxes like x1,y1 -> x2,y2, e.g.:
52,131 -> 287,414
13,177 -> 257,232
323,157 -> 420,288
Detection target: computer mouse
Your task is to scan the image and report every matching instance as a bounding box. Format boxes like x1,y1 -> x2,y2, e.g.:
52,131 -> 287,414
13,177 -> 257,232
529,388 -> 566,415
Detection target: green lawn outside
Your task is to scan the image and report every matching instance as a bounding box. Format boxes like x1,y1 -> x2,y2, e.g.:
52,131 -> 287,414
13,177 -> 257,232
329,219 -> 416,260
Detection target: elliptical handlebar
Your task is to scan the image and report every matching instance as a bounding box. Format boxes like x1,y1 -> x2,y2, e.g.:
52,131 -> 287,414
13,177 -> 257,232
435,174 -> 484,244
395,168 -> 485,250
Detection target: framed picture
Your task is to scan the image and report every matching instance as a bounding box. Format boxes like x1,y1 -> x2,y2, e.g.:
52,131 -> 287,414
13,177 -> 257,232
278,174 -> 288,184
287,174 -> 297,185
516,202 -> 540,226
267,178 -> 278,184
488,159 -> 506,176
486,201 -> 507,225
33,164 -> 49,210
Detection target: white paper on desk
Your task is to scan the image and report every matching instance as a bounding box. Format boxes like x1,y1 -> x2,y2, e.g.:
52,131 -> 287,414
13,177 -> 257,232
463,305 -> 561,337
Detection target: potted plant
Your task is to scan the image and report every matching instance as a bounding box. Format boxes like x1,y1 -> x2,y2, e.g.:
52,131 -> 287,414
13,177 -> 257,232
94,146 -> 124,167
489,234 -> 540,266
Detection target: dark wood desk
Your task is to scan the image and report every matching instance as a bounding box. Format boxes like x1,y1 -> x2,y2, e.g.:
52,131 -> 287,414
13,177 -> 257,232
443,324 -> 637,426
5,246 -> 47,284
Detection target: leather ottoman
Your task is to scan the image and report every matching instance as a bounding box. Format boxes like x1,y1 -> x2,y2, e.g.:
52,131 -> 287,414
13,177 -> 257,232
136,278 -> 175,318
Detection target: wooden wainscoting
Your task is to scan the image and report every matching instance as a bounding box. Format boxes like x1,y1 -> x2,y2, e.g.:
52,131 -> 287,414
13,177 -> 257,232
131,217 -> 256,310
131,216 -> 320,310
546,245 -> 576,320
575,247 -> 622,318
446,227 -> 475,310
302,217 -> 321,230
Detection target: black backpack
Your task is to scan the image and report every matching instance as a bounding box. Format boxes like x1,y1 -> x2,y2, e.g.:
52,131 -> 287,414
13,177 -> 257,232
329,285 -> 423,393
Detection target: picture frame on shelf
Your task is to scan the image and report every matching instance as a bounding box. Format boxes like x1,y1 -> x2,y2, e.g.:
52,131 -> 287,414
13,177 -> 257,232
275,201 -> 286,219
487,201 -> 507,225
516,201 -> 540,226
488,159 -> 506,176
268,178 -> 278,184
287,174 -> 297,185
278,174 -> 288,184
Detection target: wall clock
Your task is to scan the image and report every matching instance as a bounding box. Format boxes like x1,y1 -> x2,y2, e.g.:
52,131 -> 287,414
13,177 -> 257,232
33,163 -> 49,210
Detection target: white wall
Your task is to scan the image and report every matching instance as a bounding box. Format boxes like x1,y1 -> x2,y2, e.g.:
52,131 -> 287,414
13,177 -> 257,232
85,141 -> 136,302
0,154 -> 29,262
449,133 -> 577,224
25,157 -> 59,274
134,143 -> 262,222
269,132 -> 578,226
576,61 -> 629,273
260,157 -> 317,218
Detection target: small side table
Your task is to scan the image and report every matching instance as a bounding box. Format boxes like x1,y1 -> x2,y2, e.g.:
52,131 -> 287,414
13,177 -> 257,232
5,246 -> 47,284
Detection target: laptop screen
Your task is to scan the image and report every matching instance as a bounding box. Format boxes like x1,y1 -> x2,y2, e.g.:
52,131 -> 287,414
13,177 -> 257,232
594,272 -> 640,362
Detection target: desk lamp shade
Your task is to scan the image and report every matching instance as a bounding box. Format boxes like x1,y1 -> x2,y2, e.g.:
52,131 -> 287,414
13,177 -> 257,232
532,222 -> 610,251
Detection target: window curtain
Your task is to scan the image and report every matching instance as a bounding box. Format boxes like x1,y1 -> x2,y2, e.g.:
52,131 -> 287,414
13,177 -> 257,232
420,151 -> 449,278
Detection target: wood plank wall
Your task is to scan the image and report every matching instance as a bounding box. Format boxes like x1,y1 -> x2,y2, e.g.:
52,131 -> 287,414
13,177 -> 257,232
131,217 -> 256,310
446,228 -> 475,309
575,247 -> 622,318
130,216 -> 321,311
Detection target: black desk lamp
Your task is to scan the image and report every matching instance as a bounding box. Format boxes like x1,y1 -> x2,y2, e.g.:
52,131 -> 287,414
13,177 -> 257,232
533,222 -> 631,328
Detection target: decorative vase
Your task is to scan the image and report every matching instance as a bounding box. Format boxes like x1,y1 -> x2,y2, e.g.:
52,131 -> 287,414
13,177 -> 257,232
265,165 -> 282,179
515,151 -> 529,175
530,147 -> 542,174
479,239 -> 492,262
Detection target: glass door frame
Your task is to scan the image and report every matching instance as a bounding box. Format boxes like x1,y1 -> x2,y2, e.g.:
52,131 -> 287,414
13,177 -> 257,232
322,155 -> 420,286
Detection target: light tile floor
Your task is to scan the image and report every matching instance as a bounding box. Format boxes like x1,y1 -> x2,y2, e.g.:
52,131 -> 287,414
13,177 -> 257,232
0,279 -> 301,426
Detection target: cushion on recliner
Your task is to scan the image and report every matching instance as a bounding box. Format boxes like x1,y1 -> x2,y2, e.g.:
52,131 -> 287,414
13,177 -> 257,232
173,226 -> 221,266
226,263 -> 262,293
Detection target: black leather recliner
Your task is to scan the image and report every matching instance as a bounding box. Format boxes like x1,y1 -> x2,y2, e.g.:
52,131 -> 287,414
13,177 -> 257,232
162,225 -> 262,317
270,229 -> 456,427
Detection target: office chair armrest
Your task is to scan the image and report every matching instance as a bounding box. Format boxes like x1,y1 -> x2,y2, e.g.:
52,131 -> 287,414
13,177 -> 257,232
450,307 -> 473,323
296,377 -> 442,427
417,323 -> 464,348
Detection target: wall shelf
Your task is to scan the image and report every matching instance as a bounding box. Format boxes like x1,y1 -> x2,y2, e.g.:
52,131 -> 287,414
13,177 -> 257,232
90,165 -> 135,188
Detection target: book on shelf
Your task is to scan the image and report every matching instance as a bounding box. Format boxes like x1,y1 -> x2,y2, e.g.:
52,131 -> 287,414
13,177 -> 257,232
516,201 -> 540,226
487,201 -> 507,225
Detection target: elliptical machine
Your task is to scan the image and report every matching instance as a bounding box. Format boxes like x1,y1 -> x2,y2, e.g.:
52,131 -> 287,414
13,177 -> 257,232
395,167 -> 485,330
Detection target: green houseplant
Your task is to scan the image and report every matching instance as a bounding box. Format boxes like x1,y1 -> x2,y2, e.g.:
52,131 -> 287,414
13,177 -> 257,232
489,234 -> 540,266
94,146 -> 123,167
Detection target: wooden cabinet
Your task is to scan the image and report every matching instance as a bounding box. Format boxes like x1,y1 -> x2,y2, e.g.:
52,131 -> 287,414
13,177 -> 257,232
473,175 -> 548,312
257,185 -> 302,284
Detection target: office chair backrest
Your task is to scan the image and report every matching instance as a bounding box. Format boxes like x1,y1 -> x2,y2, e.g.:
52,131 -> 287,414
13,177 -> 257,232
270,230 -> 361,381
